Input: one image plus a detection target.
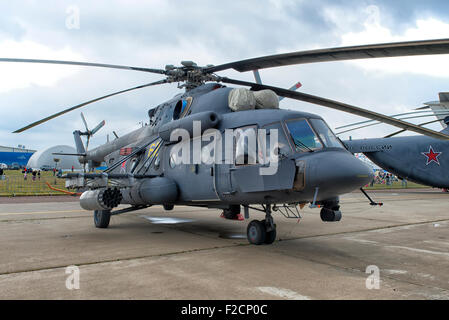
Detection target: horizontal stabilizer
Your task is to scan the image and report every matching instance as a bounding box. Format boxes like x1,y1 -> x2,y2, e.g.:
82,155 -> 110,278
52,152 -> 86,156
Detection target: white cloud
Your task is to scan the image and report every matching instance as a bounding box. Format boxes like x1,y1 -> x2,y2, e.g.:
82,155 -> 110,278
0,40 -> 83,93
324,5 -> 449,78
325,5 -> 449,78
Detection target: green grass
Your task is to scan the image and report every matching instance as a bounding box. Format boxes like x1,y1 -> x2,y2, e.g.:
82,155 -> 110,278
0,170 -> 71,196
364,180 -> 429,190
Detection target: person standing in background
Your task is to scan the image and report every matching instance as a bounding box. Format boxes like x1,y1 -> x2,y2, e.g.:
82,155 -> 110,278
401,178 -> 407,188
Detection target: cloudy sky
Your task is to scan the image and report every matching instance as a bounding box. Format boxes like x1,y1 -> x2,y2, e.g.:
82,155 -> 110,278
1,0 -> 449,151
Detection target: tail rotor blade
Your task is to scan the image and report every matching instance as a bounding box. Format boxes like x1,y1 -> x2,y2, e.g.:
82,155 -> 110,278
80,112 -> 89,132
91,120 -> 105,135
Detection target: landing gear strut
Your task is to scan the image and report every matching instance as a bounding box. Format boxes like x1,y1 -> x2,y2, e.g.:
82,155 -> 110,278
247,204 -> 277,245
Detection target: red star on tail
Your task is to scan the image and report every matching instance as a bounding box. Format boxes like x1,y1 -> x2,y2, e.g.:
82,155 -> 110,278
422,146 -> 442,165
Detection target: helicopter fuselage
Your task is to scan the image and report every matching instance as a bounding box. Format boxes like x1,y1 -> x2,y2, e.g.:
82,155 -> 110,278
74,83 -> 373,210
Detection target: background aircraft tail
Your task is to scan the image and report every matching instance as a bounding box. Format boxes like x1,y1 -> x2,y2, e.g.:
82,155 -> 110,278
419,92 -> 449,128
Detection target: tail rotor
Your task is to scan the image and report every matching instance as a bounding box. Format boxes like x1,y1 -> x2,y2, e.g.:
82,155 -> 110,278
76,112 -> 105,172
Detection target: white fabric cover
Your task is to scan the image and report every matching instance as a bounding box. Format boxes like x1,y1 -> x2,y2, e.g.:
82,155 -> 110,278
254,89 -> 279,109
228,88 -> 256,111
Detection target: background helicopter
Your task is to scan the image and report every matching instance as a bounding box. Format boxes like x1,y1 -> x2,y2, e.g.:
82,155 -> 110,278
342,92 -> 449,189
2,38 -> 449,245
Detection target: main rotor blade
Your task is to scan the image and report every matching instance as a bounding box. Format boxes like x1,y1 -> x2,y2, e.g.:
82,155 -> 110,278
336,109 -> 449,130
384,119 -> 442,138
13,79 -> 167,133
220,77 -> 449,140
336,111 -> 449,135
0,58 -> 166,74
208,38 -> 449,73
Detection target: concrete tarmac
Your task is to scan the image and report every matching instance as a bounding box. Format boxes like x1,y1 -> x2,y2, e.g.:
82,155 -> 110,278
0,189 -> 448,300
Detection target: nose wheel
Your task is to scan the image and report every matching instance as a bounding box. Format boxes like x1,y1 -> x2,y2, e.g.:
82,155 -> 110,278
246,205 -> 277,245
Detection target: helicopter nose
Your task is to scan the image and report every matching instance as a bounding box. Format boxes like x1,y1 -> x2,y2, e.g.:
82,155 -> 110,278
303,150 -> 373,195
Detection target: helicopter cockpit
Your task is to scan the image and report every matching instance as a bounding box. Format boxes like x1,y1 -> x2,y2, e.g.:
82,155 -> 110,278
284,118 -> 344,152
231,115 -> 344,168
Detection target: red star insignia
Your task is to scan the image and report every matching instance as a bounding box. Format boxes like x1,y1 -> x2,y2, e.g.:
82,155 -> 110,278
422,146 -> 442,165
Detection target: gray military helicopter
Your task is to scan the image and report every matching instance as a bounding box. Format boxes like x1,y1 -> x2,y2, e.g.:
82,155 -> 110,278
3,38 -> 449,245
342,92 -> 449,189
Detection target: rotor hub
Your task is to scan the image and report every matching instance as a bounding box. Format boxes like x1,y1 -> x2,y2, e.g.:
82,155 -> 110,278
164,62 -> 219,90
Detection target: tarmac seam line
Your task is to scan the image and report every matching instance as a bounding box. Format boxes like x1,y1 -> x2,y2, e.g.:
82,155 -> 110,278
0,243 -> 243,277
277,218 -> 449,242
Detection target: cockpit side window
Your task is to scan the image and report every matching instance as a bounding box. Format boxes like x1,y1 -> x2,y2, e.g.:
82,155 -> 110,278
234,125 -> 258,165
309,119 -> 344,149
233,123 -> 289,165
285,119 -> 323,152
261,122 -> 290,159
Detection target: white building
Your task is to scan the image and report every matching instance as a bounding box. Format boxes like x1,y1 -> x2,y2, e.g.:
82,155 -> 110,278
27,145 -> 82,171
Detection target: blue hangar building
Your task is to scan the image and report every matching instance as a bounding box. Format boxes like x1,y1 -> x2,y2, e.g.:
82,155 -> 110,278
0,145 -> 36,167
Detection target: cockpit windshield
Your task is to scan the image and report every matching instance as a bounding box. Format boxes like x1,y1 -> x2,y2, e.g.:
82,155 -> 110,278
309,119 -> 344,149
285,118 -> 344,152
285,119 -> 323,152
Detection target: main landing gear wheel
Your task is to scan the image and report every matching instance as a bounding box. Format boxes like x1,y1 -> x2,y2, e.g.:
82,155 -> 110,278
247,220 -> 266,245
246,205 -> 277,245
94,210 -> 111,228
